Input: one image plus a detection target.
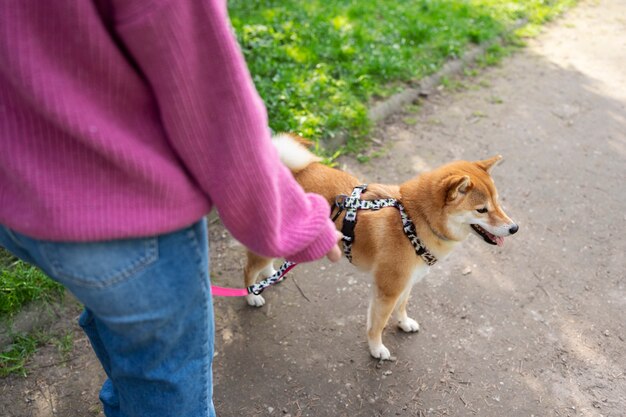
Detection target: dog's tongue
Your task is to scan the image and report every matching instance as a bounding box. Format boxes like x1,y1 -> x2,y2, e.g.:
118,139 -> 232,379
495,236 -> 505,247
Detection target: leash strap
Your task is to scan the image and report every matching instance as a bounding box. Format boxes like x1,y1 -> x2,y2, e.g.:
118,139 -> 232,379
336,185 -> 438,266
211,285 -> 248,297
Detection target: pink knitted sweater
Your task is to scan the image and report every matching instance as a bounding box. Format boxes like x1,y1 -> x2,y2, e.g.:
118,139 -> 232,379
0,1 -> 337,263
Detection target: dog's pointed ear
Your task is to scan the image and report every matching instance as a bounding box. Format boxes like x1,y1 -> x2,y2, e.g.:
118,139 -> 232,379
476,155 -> 503,173
447,175 -> 472,201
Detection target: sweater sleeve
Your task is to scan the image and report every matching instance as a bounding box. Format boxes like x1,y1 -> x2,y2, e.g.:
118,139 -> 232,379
111,0 -> 337,262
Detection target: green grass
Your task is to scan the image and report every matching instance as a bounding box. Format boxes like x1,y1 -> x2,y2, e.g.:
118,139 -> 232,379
0,330 -> 74,377
0,248 -> 64,318
53,330 -> 74,362
0,248 -> 67,376
229,0 -> 577,152
0,333 -> 38,377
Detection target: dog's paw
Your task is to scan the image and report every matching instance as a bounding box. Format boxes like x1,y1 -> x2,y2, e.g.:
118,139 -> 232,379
369,343 -> 391,360
398,318 -> 420,333
246,294 -> 265,307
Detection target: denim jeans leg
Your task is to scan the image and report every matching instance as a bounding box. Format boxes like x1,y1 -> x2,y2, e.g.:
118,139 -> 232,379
79,308 -> 112,376
78,308 -> 121,415
0,220 -> 215,417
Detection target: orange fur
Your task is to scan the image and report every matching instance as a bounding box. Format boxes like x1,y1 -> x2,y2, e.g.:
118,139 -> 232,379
244,136 -> 518,359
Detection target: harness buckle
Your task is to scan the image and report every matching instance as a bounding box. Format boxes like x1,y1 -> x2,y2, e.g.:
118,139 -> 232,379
249,286 -> 265,296
334,194 -> 348,208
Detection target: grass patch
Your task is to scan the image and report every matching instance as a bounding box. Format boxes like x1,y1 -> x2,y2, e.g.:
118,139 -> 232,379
52,330 -> 75,363
356,147 -> 389,164
0,333 -> 38,377
229,0 -> 577,152
0,330 -> 74,377
403,117 -> 419,126
0,248 -> 64,318
1,248 -> 67,376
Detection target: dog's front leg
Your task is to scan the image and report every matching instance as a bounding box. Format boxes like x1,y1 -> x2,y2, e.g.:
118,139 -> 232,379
394,266 -> 428,332
394,287 -> 420,333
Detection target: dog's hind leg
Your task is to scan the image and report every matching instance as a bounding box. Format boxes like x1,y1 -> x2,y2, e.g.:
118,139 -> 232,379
367,285 -> 402,360
244,251 -> 275,307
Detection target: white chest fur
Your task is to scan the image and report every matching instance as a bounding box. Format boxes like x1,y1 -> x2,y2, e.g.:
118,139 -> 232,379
410,264 -> 430,285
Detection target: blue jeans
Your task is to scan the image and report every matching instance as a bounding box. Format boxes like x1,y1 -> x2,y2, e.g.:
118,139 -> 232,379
0,219 -> 215,417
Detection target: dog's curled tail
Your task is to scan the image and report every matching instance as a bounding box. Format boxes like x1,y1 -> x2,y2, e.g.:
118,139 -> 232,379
272,133 -> 321,172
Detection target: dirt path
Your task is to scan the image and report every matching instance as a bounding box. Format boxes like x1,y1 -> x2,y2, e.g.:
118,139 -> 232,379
2,1 -> 625,416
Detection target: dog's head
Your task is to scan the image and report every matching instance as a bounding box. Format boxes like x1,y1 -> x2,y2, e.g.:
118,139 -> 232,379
438,156 -> 518,245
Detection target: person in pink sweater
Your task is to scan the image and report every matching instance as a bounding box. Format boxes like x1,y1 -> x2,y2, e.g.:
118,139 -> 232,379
0,2 -> 340,416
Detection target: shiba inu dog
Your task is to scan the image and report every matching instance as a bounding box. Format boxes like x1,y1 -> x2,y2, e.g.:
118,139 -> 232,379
244,134 -> 518,360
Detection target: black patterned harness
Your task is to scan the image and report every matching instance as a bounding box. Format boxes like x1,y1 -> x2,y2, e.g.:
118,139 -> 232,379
332,184 -> 438,266
247,261 -> 297,295
213,184 -> 437,298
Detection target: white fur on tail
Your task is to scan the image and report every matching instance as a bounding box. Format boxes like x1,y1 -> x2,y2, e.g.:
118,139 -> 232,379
272,133 -> 321,171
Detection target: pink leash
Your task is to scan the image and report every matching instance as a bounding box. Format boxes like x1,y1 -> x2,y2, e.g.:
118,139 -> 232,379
211,261 -> 298,297
210,285 -> 249,297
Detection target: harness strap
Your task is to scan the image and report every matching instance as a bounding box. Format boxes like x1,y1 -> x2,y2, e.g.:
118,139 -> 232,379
338,185 -> 367,262
395,201 -> 438,266
334,185 -> 438,266
247,261 -> 297,295
213,185 -> 437,298
211,260 -> 297,297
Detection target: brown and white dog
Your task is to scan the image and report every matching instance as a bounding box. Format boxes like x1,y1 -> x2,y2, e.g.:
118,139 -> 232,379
244,134 -> 518,360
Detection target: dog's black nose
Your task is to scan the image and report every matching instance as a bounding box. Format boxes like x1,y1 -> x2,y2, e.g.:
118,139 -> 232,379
509,224 -> 519,235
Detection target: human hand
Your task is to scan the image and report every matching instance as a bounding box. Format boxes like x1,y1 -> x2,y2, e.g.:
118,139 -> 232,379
326,231 -> 344,263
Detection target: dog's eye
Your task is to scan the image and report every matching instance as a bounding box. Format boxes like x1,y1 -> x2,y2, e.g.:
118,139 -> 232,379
476,207 -> 488,213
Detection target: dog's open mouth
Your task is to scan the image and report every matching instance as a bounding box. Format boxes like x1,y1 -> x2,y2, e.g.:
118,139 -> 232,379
471,224 -> 504,247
